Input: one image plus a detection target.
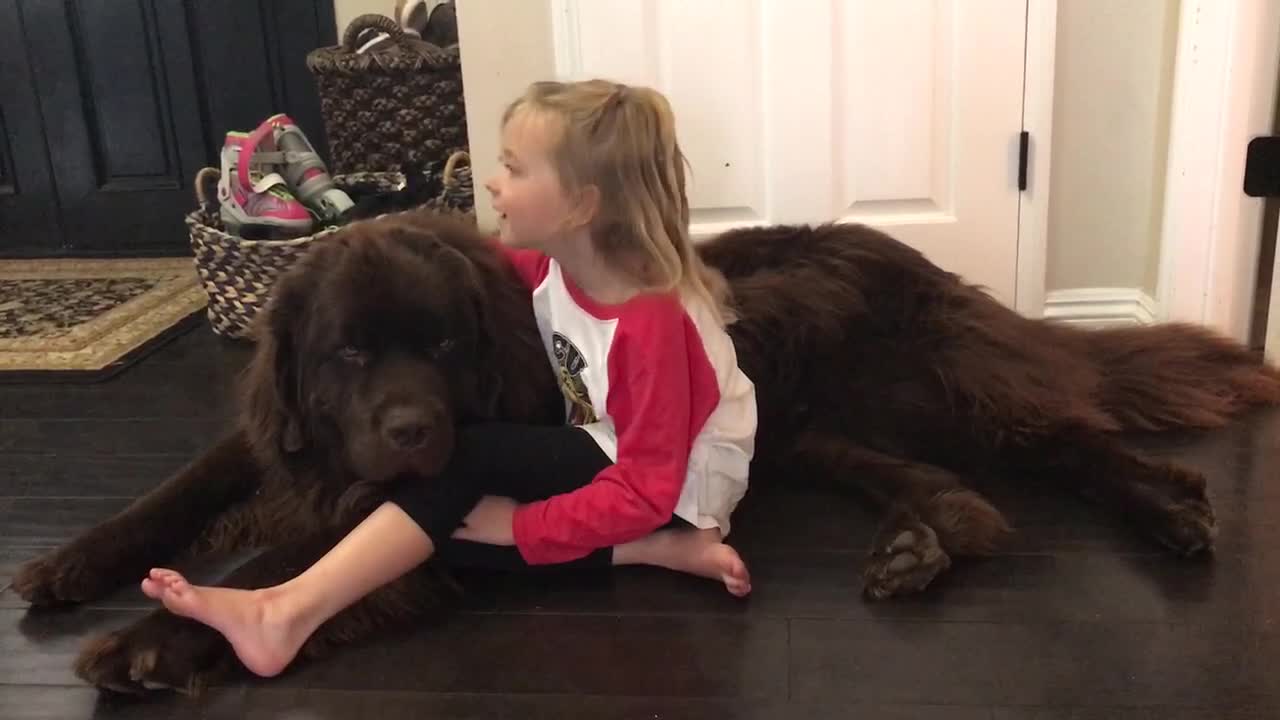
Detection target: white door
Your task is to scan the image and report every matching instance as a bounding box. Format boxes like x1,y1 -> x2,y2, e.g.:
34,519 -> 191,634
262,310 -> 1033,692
1265,217 -> 1280,363
462,0 -> 1029,305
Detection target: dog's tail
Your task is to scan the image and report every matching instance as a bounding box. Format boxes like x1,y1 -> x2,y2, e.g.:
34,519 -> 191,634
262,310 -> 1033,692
1077,323 -> 1280,431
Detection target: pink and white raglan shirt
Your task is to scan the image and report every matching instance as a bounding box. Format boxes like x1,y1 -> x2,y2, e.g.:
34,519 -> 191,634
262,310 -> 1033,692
498,244 -> 758,565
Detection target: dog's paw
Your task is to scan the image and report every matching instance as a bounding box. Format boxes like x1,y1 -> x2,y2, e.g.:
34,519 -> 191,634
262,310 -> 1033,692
1151,497 -> 1217,556
12,548 -> 107,606
75,611 -> 232,696
1145,467 -> 1216,556
862,519 -> 951,600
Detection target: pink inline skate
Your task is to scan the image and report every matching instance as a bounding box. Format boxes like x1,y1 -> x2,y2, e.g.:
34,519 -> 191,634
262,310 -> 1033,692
254,114 -> 354,224
216,115 -> 353,238
217,130 -> 313,239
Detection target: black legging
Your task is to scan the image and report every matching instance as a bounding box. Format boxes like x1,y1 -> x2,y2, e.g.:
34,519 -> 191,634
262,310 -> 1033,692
389,423 -> 617,571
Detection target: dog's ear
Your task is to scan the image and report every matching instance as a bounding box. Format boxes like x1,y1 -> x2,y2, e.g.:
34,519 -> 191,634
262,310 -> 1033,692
240,268 -> 308,459
475,288 -> 549,419
449,242 -> 557,422
433,242 -> 507,417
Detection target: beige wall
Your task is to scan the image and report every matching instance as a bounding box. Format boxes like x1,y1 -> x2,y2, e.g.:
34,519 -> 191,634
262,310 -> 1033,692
454,1 -> 557,231
1046,0 -> 1180,294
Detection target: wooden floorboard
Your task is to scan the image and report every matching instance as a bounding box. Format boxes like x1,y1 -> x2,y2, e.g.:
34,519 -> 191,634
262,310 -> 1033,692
3,326 -> 1279,719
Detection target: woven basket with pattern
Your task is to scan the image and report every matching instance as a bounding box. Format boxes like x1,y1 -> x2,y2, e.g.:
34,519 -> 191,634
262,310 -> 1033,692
185,154 -> 474,340
305,13 -> 468,179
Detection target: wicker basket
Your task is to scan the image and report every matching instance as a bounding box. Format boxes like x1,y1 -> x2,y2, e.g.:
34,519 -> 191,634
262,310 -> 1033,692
305,13 -> 468,179
428,149 -> 474,213
185,153 -> 475,340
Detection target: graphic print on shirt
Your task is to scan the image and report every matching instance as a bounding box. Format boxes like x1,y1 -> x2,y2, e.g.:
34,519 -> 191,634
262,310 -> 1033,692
552,331 -> 597,425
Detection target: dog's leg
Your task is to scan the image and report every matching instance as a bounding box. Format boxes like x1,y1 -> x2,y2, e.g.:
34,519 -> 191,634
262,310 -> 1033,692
74,605 -> 237,696
220,528 -> 457,665
789,432 -> 1012,599
75,528 -> 454,695
13,431 -> 262,606
1006,429 -> 1215,556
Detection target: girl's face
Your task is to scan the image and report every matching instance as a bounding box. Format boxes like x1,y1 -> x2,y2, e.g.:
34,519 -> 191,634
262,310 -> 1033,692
484,113 -> 581,252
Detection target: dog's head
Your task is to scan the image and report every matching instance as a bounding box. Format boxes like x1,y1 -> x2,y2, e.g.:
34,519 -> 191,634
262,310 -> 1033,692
238,210 -> 549,491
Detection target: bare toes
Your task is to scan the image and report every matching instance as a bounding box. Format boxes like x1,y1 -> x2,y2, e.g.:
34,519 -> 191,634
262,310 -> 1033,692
144,569 -> 181,596
158,583 -> 203,618
719,548 -> 751,596
148,568 -> 178,583
140,578 -> 164,599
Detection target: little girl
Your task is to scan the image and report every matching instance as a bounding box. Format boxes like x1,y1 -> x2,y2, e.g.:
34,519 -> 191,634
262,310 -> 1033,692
140,79 -> 759,678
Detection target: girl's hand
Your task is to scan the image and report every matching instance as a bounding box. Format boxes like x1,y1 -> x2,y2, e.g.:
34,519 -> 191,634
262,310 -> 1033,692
452,496 -> 518,545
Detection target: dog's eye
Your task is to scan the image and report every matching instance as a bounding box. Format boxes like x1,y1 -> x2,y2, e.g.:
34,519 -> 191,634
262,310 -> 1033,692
337,346 -> 369,366
424,338 -> 455,356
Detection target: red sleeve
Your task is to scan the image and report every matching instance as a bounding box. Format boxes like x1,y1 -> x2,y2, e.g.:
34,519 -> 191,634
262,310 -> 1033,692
511,296 -> 721,564
490,239 -> 549,290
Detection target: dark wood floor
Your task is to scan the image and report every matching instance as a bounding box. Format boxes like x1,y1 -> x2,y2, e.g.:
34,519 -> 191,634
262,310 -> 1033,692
2,326 -> 1280,718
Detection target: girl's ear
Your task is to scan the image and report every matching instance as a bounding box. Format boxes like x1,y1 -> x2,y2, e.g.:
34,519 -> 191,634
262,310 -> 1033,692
567,183 -> 601,229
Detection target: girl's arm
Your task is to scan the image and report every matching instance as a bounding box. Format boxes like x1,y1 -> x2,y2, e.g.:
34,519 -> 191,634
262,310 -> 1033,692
510,296 -> 721,564
490,238 -> 549,290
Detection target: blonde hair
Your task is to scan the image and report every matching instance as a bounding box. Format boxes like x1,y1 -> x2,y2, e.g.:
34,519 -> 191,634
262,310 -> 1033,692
502,79 -> 734,324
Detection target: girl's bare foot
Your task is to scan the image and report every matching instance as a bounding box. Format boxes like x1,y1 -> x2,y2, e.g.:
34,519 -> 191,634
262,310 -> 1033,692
139,569 -> 313,677
615,528 -> 752,597
699,541 -> 752,597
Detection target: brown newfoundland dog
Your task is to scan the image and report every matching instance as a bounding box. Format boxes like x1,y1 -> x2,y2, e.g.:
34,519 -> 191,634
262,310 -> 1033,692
14,208 -> 1280,694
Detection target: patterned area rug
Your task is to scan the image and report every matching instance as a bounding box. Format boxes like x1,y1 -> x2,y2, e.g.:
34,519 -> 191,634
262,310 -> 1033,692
0,258 -> 208,382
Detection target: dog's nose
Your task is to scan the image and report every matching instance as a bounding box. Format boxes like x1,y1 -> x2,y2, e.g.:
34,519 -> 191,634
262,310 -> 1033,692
383,407 -> 432,450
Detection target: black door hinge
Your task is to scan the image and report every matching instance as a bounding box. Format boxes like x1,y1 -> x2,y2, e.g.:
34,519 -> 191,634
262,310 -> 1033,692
1017,131 -> 1030,192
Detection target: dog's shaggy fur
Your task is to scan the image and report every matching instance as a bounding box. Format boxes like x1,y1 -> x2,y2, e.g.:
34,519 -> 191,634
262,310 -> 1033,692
14,209 -> 1280,694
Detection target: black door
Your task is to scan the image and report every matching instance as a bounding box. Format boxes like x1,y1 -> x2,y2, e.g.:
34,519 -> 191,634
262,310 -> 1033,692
0,0 -> 62,255
0,0 -> 336,258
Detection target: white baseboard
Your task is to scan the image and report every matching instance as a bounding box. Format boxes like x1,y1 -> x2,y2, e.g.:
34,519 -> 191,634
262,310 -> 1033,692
1042,288 -> 1158,327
